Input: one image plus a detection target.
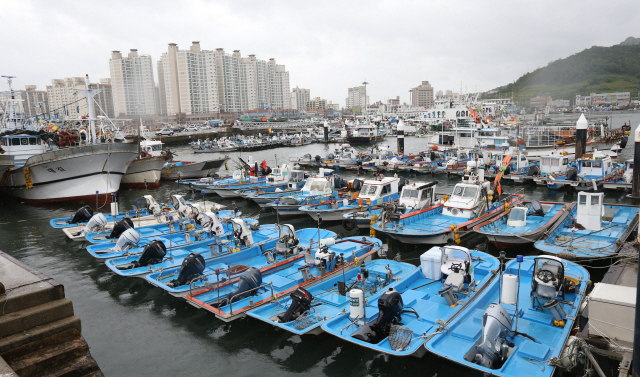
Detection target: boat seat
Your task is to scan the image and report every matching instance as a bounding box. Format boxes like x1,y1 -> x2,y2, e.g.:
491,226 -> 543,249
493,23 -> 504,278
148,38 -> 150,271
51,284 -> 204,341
517,340 -> 550,361
451,321 -> 482,341
612,215 -> 628,224
401,290 -> 427,308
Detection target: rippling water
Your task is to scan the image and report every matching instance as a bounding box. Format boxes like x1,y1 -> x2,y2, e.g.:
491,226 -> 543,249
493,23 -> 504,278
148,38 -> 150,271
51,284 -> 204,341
1,112 -> 638,376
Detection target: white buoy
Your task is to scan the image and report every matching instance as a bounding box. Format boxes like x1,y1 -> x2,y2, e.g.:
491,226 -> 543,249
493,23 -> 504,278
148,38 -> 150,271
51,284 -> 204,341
110,202 -> 119,217
349,289 -> 364,319
501,274 -> 518,305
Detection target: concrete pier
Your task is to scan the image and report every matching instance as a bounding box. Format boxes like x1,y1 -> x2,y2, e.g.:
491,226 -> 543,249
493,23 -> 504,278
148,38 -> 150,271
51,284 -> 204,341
0,251 -> 103,377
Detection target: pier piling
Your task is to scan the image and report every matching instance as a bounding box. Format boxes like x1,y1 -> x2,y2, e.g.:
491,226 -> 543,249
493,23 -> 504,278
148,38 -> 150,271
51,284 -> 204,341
575,113 -> 587,160
397,120 -> 405,154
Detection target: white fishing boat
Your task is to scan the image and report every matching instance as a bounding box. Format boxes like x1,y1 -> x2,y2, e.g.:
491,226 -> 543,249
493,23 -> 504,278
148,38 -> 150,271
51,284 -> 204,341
121,155 -> 167,189
0,75 -> 138,203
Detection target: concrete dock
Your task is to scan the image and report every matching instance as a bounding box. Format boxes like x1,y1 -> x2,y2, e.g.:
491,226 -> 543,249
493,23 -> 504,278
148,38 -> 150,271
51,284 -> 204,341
0,251 -> 102,377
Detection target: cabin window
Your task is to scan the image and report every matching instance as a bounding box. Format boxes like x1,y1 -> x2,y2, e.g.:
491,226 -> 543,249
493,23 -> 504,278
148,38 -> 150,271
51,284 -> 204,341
582,161 -> 591,168
562,158 -> 568,165
591,196 -> 599,205
541,157 -> 549,165
521,156 -> 526,161
21,138 -> 29,145
509,208 -> 526,221
629,163 -> 634,169
403,189 -> 418,198
579,195 -> 587,205
421,189 -> 430,199
1,139 -> 5,146
29,138 -> 38,145
309,181 -> 326,191
368,186 -> 378,195
592,161 -> 602,168
463,187 -> 478,198
360,184 -> 369,194
11,138 -> 20,146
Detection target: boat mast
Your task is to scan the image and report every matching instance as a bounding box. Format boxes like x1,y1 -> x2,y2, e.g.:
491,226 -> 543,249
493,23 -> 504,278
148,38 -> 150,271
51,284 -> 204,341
74,74 -> 103,144
1,75 -> 20,130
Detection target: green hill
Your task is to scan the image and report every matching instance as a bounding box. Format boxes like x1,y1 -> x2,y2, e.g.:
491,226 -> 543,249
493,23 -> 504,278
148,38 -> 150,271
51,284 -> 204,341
487,40 -> 640,106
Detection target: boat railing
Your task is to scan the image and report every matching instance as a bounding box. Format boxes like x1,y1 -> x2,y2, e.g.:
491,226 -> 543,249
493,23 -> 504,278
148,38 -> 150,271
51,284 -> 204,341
228,282 -> 275,315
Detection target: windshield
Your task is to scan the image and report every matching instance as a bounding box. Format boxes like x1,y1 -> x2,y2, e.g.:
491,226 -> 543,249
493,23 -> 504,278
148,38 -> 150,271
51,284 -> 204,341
307,181 -> 327,192
403,189 -> 418,198
509,208 -> 526,222
452,185 -> 477,198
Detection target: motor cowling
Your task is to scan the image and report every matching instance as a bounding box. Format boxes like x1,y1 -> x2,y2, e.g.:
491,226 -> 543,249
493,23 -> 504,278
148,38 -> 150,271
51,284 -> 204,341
223,267 -> 262,305
81,213 -> 108,235
470,303 -> 513,369
527,165 -> 539,177
277,287 -> 313,323
352,288 -> 403,343
566,166 -> 578,181
529,199 -> 545,216
108,218 -> 134,239
352,179 -> 363,191
70,205 -> 93,224
112,228 -> 140,252
136,240 -> 166,267
167,253 -> 206,287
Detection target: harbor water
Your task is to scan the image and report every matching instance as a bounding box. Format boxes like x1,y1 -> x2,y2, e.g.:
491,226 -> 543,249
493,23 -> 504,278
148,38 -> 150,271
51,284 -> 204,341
1,114 -> 638,376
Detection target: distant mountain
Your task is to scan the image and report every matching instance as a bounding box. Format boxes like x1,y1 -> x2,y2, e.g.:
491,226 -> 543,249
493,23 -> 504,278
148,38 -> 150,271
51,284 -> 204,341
486,38 -> 640,105
619,37 -> 640,46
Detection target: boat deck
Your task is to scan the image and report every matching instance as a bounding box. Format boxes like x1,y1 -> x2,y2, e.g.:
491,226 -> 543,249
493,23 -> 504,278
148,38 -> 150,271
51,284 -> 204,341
477,203 -> 565,235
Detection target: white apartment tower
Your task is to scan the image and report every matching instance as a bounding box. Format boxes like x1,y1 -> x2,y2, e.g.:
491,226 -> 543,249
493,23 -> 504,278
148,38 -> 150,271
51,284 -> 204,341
268,59 -> 291,110
46,77 -> 114,119
214,48 -> 241,113
109,49 -> 157,116
346,86 -> 369,109
13,86 -> 49,118
291,87 -> 310,111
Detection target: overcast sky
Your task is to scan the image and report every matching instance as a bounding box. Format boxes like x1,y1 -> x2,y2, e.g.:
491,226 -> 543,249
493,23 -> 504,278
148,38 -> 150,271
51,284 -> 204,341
2,0 -> 639,105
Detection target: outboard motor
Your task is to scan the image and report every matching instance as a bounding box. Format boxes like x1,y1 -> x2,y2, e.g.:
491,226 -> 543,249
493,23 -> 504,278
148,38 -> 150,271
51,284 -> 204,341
111,228 -> 140,253
566,165 -> 578,181
116,239 -> 166,270
352,288 -> 404,344
326,153 -> 335,160
315,155 -> 322,163
220,267 -> 262,306
79,213 -> 108,235
167,252 -> 206,288
466,303 -> 514,369
70,205 -> 93,224
529,200 -> 545,216
276,287 -> 313,323
620,135 -> 628,149
108,217 -> 134,239
352,179 -> 363,191
526,164 -> 539,177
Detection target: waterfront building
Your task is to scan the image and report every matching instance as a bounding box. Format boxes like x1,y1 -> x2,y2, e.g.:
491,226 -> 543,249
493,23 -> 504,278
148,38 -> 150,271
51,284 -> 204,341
46,77 -> 114,119
268,58 -> 291,110
13,85 -> 49,119
306,97 -> 327,111
345,86 -> 369,110
530,95 -> 549,108
157,42 -> 220,117
575,91 -> 631,106
410,81 -> 434,108
109,49 -> 157,117
291,87 -> 310,111
549,99 -> 570,108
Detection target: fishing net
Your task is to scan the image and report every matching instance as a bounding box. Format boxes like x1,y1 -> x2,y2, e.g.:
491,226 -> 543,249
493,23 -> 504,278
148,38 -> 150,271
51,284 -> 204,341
388,325 -> 413,351
293,313 -> 318,330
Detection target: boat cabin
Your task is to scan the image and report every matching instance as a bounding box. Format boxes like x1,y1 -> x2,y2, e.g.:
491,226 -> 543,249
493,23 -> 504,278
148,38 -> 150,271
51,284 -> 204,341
493,152 -> 530,173
443,182 -> 488,218
623,159 -> 633,183
399,181 -> 436,211
577,151 -> 612,179
358,177 -> 399,201
140,140 -> 164,157
576,192 -> 604,231
301,177 -> 333,196
0,134 -> 46,165
539,155 -> 570,176
285,170 -> 305,189
266,165 -> 292,184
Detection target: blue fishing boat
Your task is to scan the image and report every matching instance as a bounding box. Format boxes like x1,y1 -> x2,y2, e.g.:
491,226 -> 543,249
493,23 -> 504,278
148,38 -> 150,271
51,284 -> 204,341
320,246 -> 499,357
179,172 -> 243,194
87,218 -> 276,260
264,175 -> 345,216
473,201 -> 574,248
145,225 -> 336,297
425,255 -> 589,377
210,166 -> 303,198
342,181 -> 437,230
109,225 -> 334,281
233,170 -> 306,198
534,192 -> 638,260
546,150 -> 622,191
246,188 -> 303,207
83,209 -> 240,244
184,236 -> 381,321
300,176 -> 402,222
373,172 -> 523,244
247,259 -> 417,335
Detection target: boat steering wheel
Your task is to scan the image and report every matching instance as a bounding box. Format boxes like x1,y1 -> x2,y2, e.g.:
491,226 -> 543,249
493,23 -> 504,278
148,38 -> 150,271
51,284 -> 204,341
449,262 -> 463,274
536,269 -> 556,283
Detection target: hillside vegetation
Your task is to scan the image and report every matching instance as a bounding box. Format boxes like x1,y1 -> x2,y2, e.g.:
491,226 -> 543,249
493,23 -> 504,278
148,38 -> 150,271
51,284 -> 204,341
488,41 -> 640,105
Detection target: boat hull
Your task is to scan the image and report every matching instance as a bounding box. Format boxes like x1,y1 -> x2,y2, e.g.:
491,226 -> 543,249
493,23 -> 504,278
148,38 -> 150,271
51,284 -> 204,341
0,143 -> 138,203
121,156 -> 166,189
162,158 -> 227,180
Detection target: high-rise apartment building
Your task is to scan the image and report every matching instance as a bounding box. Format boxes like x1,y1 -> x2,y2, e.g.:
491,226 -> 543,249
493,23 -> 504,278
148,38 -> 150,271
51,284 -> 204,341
46,77 -> 114,119
267,59 -> 291,110
410,81 -> 434,108
345,86 -> 369,109
158,42 -> 220,116
109,49 -> 157,117
14,85 -> 49,119
291,87 -> 310,111
306,97 -> 327,111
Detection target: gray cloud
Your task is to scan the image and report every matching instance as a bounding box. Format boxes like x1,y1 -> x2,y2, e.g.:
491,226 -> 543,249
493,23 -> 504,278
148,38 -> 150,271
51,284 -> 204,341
2,0 -> 639,105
